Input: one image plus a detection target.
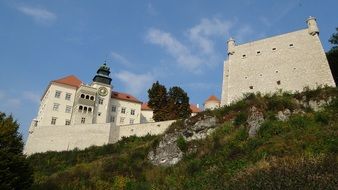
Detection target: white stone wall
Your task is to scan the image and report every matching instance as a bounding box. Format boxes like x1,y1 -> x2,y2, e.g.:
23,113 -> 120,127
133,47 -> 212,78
24,120 -> 175,155
24,123 -> 113,155
140,110 -> 154,123
118,120 -> 176,140
204,101 -> 220,110
222,28 -> 335,105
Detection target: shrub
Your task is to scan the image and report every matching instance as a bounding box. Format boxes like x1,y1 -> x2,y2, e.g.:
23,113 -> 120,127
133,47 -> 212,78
177,135 -> 188,152
233,112 -> 247,126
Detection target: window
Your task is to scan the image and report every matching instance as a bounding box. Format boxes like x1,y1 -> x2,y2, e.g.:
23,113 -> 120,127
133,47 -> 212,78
65,105 -> 72,113
256,51 -> 261,55
121,107 -> 126,114
131,109 -> 135,115
249,86 -> 253,89
83,107 -> 87,112
289,43 -> 294,47
277,80 -> 281,85
110,116 -> 115,122
86,95 -> 89,99
53,103 -> 59,111
79,105 -> 83,112
120,117 -> 125,124
65,120 -> 71,125
81,94 -> 85,98
51,117 -> 57,125
98,112 -> 101,116
98,98 -> 103,105
55,90 -> 61,98
65,93 -> 71,100
88,107 -> 92,112
111,105 -> 116,112
81,117 -> 85,124
129,119 -> 134,124
90,96 -> 94,101
242,54 -> 247,58
272,47 -> 276,51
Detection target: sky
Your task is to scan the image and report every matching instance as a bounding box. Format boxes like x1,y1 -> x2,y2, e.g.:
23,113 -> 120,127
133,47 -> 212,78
0,0 -> 337,141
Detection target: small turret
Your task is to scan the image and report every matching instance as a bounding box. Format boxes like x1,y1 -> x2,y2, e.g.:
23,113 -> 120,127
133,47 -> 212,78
306,16 -> 319,36
227,37 -> 236,55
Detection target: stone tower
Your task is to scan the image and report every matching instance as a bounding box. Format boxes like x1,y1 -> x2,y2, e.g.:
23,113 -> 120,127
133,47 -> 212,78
221,17 -> 335,106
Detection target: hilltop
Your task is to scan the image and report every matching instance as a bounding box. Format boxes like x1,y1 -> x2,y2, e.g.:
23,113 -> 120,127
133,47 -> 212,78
28,87 -> 338,189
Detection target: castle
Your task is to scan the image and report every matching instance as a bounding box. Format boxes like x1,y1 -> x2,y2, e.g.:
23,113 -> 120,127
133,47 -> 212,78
24,64 -> 201,155
221,17 -> 336,105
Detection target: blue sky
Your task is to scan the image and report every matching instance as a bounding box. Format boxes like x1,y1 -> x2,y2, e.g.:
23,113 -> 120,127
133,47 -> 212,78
0,0 -> 337,141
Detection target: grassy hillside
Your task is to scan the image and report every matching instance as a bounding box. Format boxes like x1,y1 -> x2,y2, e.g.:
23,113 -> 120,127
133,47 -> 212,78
28,87 -> 338,189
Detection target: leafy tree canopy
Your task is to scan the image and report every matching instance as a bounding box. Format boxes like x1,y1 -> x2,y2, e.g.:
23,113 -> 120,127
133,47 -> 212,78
0,112 -> 33,189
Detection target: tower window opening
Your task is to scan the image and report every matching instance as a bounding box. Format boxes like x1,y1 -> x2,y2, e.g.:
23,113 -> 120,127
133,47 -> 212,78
88,107 -> 92,112
242,54 -> 247,58
79,105 -> 83,111
85,95 -> 89,99
249,86 -> 253,89
277,80 -> 281,85
90,96 -> 94,101
289,43 -> 294,47
81,94 -> 85,98
272,47 -> 276,51
275,70 -> 279,73
256,51 -> 261,55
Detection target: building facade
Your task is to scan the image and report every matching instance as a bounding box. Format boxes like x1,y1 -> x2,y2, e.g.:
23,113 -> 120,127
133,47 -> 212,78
221,17 -> 336,106
30,64 -> 143,129
204,95 -> 220,110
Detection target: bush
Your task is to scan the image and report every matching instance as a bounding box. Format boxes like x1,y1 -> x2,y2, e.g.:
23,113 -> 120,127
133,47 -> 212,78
177,135 -> 188,152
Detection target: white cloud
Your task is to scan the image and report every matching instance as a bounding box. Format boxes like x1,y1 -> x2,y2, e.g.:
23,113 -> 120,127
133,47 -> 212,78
111,52 -> 133,67
188,18 -> 233,54
115,70 -> 154,96
17,5 -> 56,23
23,91 -> 40,104
146,28 -> 203,73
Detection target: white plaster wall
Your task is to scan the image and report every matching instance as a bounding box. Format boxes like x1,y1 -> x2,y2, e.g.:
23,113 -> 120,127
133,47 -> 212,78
118,120 -> 176,140
204,101 -> 220,110
37,83 -> 77,126
24,123 -> 112,155
223,29 -> 335,104
221,60 -> 229,106
140,110 -> 154,123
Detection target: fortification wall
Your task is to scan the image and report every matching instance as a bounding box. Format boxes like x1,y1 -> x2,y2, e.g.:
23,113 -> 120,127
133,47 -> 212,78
24,120 -> 176,155
24,123 -> 113,155
118,120 -> 176,140
222,29 -> 335,105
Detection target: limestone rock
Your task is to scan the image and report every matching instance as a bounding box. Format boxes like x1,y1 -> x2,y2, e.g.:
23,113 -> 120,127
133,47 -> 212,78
148,133 -> 183,166
277,109 -> 291,121
247,106 -> 264,137
183,116 -> 217,141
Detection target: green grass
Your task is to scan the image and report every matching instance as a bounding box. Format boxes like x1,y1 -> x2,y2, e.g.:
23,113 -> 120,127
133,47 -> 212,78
28,87 -> 338,189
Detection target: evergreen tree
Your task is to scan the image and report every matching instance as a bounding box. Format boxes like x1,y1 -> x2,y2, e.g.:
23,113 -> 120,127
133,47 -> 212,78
167,86 -> 191,119
327,27 -> 338,85
148,81 -> 168,121
0,112 -> 33,189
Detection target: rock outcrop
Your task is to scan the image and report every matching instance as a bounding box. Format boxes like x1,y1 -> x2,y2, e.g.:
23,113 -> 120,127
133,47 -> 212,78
247,106 -> 265,137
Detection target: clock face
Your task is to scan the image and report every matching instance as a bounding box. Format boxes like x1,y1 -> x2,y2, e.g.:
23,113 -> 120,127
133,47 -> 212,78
98,87 -> 108,96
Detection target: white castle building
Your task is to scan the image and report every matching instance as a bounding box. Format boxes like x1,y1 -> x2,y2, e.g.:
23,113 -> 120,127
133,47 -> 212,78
221,17 -> 336,105
24,64 -> 176,155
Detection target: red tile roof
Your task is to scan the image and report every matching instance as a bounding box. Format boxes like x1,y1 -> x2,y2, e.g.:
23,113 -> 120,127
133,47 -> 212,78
111,91 -> 142,104
190,104 -> 201,113
205,95 -> 220,103
141,103 -> 152,110
52,75 -> 82,88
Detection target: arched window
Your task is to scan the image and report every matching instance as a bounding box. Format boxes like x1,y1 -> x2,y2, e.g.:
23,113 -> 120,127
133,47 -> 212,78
81,94 -> 85,98
84,107 -> 87,111
90,96 -> 94,101
85,95 -> 89,99
79,105 -> 83,112
88,107 -> 92,112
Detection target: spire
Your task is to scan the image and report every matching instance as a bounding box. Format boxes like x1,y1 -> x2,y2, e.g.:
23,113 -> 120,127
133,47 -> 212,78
92,63 -> 112,85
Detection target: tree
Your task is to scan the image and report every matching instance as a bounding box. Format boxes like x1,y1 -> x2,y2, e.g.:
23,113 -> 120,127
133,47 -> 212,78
148,82 -> 191,121
327,27 -> 338,85
0,112 -> 33,189
148,81 -> 168,121
167,86 -> 191,120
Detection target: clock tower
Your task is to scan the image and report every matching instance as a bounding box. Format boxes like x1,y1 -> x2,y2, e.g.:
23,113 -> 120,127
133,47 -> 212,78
91,63 -> 113,124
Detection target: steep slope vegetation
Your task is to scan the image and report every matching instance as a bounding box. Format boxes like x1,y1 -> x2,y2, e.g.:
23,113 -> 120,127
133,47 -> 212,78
28,87 -> 338,189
